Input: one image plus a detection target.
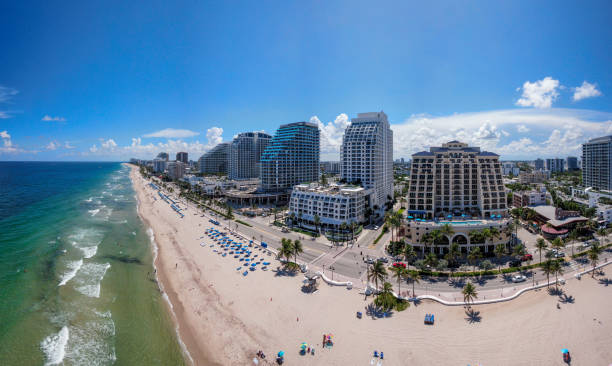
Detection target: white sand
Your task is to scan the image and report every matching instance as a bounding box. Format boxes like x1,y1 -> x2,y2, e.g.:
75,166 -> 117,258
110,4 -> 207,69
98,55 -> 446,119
128,164 -> 612,366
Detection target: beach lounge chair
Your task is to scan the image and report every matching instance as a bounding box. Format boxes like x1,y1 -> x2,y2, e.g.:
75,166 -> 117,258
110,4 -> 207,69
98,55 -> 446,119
356,311 -> 362,319
243,271 -> 248,276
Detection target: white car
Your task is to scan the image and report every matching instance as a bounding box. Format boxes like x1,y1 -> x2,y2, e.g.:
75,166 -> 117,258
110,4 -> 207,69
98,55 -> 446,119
511,274 -> 527,283
373,225 -> 379,230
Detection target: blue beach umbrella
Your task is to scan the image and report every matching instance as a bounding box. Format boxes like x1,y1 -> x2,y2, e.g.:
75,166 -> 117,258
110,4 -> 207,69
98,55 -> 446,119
278,351 -> 285,357
447,215 -> 452,218
407,216 -> 413,219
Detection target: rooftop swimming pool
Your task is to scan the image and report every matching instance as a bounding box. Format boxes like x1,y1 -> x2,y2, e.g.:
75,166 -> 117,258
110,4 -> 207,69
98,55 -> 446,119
438,220 -> 484,225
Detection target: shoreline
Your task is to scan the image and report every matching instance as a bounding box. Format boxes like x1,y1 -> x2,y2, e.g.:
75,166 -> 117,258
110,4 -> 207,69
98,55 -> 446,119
126,164 -> 612,366
128,164 -> 207,366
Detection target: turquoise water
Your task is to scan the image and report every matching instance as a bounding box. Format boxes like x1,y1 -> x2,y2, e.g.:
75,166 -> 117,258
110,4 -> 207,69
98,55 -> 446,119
0,162 -> 184,365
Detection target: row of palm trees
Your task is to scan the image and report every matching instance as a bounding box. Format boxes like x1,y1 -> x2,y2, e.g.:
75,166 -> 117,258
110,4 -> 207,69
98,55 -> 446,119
367,258 -> 482,308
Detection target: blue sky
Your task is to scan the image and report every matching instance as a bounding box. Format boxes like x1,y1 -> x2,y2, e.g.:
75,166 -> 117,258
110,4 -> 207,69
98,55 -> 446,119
1,0 -> 611,161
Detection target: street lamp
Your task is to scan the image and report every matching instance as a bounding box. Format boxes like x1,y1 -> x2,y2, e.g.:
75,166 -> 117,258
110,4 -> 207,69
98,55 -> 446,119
330,266 -> 335,280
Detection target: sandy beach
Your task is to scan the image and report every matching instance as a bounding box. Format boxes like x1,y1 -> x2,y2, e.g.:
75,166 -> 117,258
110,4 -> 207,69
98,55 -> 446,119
128,164 -> 612,366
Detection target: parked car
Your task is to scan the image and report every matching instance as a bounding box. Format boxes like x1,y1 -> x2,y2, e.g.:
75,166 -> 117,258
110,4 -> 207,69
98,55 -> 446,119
555,252 -> 566,258
378,257 -> 389,263
581,242 -> 591,249
521,254 -> 533,262
509,260 -> 522,268
392,262 -> 406,269
365,258 -> 375,264
373,225 -> 379,230
512,274 -> 527,283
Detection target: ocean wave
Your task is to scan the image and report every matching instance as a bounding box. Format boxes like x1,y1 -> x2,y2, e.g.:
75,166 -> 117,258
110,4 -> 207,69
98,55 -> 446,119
40,326 -> 69,366
85,197 -> 93,203
88,209 -> 100,217
58,259 -> 83,286
75,262 -> 111,298
80,246 -> 98,259
63,313 -> 116,366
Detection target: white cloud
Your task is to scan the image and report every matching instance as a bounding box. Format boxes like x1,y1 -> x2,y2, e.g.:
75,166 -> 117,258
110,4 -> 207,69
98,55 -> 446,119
573,81 -> 602,101
0,86 -> 18,103
310,113 -> 351,160
517,124 -> 530,133
516,77 -> 560,108
205,127 -> 224,149
64,141 -> 75,149
46,141 -> 59,150
143,128 -> 200,138
391,108 -> 612,159
42,115 -> 66,122
0,130 -> 22,153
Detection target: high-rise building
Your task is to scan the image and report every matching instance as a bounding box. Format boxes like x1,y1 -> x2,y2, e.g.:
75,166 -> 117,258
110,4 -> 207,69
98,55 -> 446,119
582,135 -> 612,191
198,143 -> 230,174
166,161 -> 185,180
321,161 -> 341,175
341,111 -> 393,213
546,158 -> 565,173
260,122 -> 320,192
176,152 -> 188,164
408,141 -> 507,220
156,152 -> 169,161
152,158 -> 166,173
566,156 -> 579,171
534,158 -> 544,171
229,132 -> 272,180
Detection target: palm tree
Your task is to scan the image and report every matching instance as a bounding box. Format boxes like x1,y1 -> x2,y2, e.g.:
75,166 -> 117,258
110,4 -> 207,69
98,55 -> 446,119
313,214 -> 320,234
424,252 -> 438,269
429,229 -> 443,254
588,243 -> 602,277
391,266 -> 406,296
489,227 -> 500,242
278,239 -> 294,264
567,229 -> 579,256
462,282 -> 478,308
494,244 -> 505,272
551,237 -> 564,253
445,242 -> 461,268
407,270 -> 421,297
385,212 -> 394,242
540,260 -> 554,287
535,238 -> 547,264
403,244 -> 416,264
512,244 -> 526,259
340,222 -> 348,246
551,260 -> 564,290
392,212 -> 402,241
293,239 -> 303,265
368,260 -> 388,291
467,247 -> 482,272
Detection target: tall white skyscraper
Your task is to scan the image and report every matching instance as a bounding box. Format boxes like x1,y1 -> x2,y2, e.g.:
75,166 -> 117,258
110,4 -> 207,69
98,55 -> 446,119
341,111 -> 393,214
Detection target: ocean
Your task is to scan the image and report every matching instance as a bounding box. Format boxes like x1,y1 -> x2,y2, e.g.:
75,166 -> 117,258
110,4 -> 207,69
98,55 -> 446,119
0,162 -> 185,365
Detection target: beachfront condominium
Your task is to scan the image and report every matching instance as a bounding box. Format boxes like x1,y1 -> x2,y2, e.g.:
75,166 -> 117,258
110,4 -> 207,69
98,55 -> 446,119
260,122 -> 320,192
198,142 -> 230,174
289,183 -> 367,231
341,111 -> 393,215
176,151 -> 188,164
546,158 -> 565,173
156,152 -> 169,161
582,135 -> 612,191
407,141 -> 507,220
228,132 -> 272,180
167,161 -> 186,180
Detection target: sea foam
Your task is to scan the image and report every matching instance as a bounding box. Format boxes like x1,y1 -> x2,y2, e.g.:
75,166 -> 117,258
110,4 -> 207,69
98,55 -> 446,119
75,262 -> 111,298
40,326 -> 69,366
58,259 -> 83,286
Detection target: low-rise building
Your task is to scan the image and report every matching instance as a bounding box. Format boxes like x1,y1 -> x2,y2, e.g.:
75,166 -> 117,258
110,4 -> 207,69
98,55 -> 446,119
596,206 -> 612,225
513,188 -> 547,207
502,162 -> 520,176
288,183 -> 368,231
532,205 -> 588,239
519,170 -> 550,184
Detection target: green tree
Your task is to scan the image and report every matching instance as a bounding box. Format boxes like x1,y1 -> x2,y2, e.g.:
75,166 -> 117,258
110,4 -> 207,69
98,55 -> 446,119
535,238 -> 547,264
278,238 -> 294,265
550,260 -> 564,290
368,260 -> 388,291
313,214 -> 320,233
540,260 -> 554,287
588,243 -> 602,277
407,270 -> 421,297
512,244 -> 527,258
467,247 -> 482,272
445,242 -> 461,268
424,252 -> 438,269
494,244 -> 505,272
403,244 -> 417,264
292,239 -> 303,265
462,282 -> 478,308
391,266 -> 406,296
